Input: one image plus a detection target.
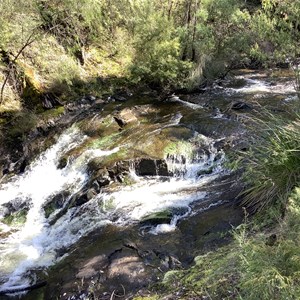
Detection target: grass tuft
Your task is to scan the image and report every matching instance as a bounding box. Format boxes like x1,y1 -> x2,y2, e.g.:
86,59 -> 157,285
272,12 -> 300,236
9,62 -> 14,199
237,114 -> 300,213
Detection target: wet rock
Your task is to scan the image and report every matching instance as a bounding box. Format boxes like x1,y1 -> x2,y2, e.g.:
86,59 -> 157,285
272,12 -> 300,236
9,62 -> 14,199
106,248 -> 153,290
230,101 -> 252,111
135,158 -> 169,176
82,95 -> 96,104
57,156 -> 68,169
153,250 -> 182,271
95,168 -> 111,187
74,193 -> 88,206
76,254 -> 108,279
73,187 -> 97,207
42,93 -> 62,109
107,161 -> 130,181
86,188 -> 97,200
44,191 -> 70,218
140,210 -> 173,226
197,167 -> 214,177
91,180 -> 100,193
1,198 -> 31,217
213,138 -> 232,151
113,108 -> 138,127
108,90 -> 132,102
0,198 -> 30,225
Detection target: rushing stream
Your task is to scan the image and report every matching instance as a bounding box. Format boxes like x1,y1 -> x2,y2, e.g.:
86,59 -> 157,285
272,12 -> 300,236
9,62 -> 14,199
0,69 -> 297,296
0,125 -> 224,293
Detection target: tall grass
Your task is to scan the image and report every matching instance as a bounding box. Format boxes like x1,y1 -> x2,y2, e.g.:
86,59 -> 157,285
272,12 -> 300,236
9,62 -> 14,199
156,189 -> 300,300
239,114 -> 300,213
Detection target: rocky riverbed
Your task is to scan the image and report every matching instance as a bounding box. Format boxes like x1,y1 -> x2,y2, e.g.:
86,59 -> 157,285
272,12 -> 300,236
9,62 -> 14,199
0,69 -> 297,299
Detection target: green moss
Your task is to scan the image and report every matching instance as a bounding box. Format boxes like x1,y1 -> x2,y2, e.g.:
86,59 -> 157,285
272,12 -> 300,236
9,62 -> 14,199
2,210 -> 28,226
101,148 -> 129,166
122,174 -> 136,186
88,132 -> 121,149
163,140 -> 194,159
79,115 -> 119,136
7,111 -> 38,139
140,210 -> 173,226
39,106 -> 65,121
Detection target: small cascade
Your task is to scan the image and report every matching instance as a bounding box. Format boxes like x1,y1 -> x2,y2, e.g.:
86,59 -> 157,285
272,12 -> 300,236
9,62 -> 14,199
226,75 -> 296,95
166,135 -> 224,179
0,125 -> 226,294
166,94 -> 203,110
0,127 -> 120,292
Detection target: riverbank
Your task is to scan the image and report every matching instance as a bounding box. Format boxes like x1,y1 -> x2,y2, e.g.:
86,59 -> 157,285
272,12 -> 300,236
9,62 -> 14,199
132,187 -> 300,300
0,69 -> 298,299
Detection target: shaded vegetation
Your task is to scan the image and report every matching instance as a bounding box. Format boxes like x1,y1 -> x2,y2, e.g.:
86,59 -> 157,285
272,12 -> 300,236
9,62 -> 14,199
0,0 -> 300,114
236,114 -> 300,213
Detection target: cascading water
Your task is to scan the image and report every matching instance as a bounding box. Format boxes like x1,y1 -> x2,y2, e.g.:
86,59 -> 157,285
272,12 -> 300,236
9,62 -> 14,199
0,126 -> 119,293
0,120 -> 225,294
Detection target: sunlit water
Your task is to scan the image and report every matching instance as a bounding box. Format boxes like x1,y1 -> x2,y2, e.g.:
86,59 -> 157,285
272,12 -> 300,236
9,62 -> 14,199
0,122 -> 225,292
226,74 -> 296,95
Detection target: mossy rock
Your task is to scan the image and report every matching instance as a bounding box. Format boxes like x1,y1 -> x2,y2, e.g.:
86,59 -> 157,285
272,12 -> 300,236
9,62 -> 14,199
140,210 -> 173,226
44,191 -> 70,218
79,115 -> 119,137
197,166 -> 214,177
1,209 -> 28,226
160,126 -> 194,140
39,106 -> 65,121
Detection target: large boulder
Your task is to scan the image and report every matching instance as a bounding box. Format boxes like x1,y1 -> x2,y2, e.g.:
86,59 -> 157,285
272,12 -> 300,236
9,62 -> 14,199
113,108 -> 139,127
134,158 -> 169,176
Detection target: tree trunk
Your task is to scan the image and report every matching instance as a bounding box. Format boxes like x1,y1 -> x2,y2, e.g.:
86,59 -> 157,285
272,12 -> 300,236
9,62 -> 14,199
0,32 -> 36,106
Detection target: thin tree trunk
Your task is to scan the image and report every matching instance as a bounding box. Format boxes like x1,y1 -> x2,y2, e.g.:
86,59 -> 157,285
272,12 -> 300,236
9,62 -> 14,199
191,0 -> 199,61
182,0 -> 193,61
0,31 -> 36,106
168,0 -> 173,19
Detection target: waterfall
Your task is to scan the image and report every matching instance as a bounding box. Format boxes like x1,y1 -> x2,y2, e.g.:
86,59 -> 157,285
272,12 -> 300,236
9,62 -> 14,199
0,126 -> 118,292
0,126 -> 225,293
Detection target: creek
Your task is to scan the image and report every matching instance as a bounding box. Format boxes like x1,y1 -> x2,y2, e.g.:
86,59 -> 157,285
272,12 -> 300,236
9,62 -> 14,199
0,69 -> 297,299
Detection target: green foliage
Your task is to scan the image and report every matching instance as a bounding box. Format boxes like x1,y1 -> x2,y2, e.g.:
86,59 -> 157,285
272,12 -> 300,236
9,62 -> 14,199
238,115 -> 300,213
249,0 -> 300,64
234,189 -> 300,300
130,2 -> 192,88
0,0 -> 41,51
7,110 -> 38,140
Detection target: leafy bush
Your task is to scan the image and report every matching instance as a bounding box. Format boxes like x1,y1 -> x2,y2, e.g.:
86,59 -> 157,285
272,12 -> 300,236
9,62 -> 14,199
129,3 -> 192,88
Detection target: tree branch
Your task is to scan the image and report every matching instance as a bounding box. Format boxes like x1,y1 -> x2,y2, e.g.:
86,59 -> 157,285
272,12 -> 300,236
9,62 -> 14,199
0,31 -> 37,106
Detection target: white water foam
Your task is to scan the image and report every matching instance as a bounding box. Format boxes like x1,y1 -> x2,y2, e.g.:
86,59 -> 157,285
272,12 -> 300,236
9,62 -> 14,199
167,95 -> 203,110
0,127 -> 119,292
0,126 -> 225,293
227,76 -> 296,95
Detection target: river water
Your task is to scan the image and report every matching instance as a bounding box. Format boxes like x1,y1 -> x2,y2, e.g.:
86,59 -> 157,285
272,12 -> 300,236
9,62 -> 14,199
0,69 -> 297,297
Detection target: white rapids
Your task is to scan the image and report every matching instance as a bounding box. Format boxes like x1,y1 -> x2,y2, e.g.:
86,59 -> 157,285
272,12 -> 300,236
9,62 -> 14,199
0,127 -> 119,292
227,75 -> 296,95
0,125 -> 225,293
